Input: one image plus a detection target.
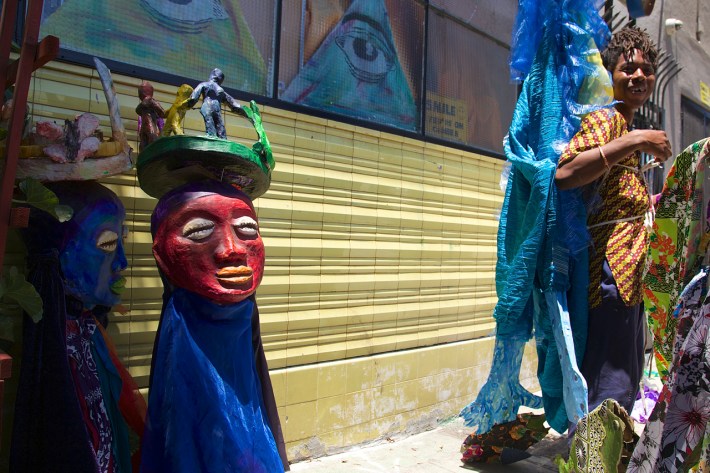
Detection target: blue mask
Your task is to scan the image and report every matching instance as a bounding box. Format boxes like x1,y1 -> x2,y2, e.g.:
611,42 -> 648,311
59,194 -> 128,309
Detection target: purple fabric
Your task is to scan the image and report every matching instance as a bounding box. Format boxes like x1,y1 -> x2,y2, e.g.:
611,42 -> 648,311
630,384 -> 660,424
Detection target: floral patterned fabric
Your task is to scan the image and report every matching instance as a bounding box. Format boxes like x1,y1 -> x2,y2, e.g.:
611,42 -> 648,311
556,398 -> 637,473
700,431 -> 710,471
66,314 -> 115,473
644,138 -> 710,380
460,413 -> 549,465
559,108 -> 650,309
628,269 -> 710,472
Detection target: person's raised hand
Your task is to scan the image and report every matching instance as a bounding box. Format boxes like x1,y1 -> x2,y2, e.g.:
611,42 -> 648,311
631,129 -> 672,163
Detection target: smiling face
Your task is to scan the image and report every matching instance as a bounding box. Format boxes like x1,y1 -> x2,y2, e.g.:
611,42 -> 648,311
612,48 -> 656,117
152,191 -> 264,305
59,194 -> 128,309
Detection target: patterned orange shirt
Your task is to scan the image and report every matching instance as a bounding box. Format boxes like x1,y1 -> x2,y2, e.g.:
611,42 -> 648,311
558,108 -> 650,308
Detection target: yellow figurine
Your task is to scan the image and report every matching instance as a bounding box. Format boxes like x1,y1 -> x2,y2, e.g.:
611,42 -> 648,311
162,84 -> 194,137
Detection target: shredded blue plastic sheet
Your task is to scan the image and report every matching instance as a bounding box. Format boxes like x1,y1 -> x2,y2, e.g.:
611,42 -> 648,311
460,0 -> 613,434
509,0 -> 611,83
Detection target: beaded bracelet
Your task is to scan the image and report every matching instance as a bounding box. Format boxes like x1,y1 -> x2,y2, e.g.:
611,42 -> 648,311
599,146 -> 610,170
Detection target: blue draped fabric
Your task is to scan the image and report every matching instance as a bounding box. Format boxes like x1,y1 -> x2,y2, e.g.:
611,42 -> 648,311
11,182 -> 144,473
140,289 -> 282,473
461,0 -> 613,434
10,251 -> 100,473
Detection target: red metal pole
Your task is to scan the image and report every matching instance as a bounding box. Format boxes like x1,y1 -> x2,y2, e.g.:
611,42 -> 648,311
0,1 -> 20,91
0,352 -> 11,444
0,0 -> 45,275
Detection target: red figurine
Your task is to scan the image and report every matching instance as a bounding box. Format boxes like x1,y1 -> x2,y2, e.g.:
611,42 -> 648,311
136,81 -> 165,151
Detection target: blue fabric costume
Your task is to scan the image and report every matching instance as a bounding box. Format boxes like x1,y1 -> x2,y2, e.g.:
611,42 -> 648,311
460,0 -> 614,434
141,289 -> 283,473
11,182 -> 144,473
10,252 -> 102,473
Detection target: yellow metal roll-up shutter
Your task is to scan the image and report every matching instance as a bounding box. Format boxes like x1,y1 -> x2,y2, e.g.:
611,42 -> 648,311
12,60 -> 504,391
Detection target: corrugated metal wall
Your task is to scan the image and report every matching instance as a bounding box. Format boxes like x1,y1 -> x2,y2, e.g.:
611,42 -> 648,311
12,60 -> 505,391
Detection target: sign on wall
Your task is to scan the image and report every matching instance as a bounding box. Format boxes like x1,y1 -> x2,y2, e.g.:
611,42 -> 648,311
700,81 -> 710,108
425,92 -> 467,143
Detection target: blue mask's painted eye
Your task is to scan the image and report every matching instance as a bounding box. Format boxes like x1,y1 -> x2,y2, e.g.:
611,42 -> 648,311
97,230 -> 119,253
335,18 -> 395,83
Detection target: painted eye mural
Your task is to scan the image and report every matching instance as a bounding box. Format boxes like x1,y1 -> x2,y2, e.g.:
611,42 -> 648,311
335,14 -> 396,83
140,0 -> 229,33
282,0 -> 418,131
39,0 -> 269,95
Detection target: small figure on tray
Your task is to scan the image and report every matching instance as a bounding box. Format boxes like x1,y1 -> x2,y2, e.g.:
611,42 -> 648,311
187,68 -> 249,139
136,80 -> 165,151
162,84 -> 194,137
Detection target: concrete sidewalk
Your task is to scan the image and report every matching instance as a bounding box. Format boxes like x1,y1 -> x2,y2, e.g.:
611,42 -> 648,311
289,416 -> 568,472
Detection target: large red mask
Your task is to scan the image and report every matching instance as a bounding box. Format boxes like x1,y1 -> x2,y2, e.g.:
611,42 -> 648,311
152,189 -> 265,305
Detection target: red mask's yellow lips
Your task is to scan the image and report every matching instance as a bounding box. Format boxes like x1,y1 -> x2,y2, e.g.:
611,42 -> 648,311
216,266 -> 252,277
216,266 -> 253,286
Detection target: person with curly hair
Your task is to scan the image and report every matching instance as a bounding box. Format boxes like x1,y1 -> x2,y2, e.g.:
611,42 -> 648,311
555,26 -> 672,415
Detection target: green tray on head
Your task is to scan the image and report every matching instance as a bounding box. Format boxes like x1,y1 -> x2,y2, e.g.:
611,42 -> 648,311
137,134 -> 272,200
